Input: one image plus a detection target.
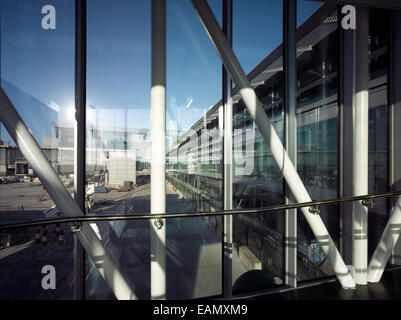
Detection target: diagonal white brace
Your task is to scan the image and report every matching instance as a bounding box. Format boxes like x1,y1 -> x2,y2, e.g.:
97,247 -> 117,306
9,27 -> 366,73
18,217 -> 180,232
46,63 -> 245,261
368,196 -> 401,282
0,87 -> 137,300
190,0 -> 355,289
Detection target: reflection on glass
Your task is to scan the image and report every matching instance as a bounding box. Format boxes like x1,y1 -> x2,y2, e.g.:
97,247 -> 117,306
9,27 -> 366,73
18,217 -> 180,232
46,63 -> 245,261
0,226 -> 74,299
85,0 -> 223,299
164,0 -> 223,298
369,9 -> 389,81
295,5 -> 391,280
367,9 -> 389,260
0,0 -> 75,213
234,0 -> 283,74
368,106 -> 388,260
232,0 -> 284,294
166,0 -> 223,213
0,0 -> 75,299
0,0 -> 394,301
232,212 -> 284,295
297,0 -> 323,27
296,4 -> 339,282
297,106 -> 338,194
87,217 -> 223,299
84,0 -> 152,299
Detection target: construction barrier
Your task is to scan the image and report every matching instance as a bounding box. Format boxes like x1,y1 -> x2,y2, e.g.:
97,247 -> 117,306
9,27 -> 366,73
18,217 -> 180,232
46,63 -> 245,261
41,230 -> 48,246
267,253 -> 273,270
52,229 -> 57,240
58,230 -> 64,245
52,224 -> 60,241
35,229 -> 41,244
0,205 -> 24,219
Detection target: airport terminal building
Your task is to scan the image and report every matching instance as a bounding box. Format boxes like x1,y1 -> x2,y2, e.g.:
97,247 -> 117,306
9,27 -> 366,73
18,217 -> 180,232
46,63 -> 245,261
1,0 -> 401,301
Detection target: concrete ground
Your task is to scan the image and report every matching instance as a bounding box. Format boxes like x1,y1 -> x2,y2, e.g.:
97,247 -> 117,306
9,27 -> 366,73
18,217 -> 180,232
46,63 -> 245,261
86,182 -> 227,299
0,181 -> 254,300
0,182 -> 56,223
0,178 -> 331,299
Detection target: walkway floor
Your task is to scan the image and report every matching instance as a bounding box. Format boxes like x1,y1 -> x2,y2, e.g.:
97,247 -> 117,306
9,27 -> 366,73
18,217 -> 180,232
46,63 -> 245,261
250,267 -> 401,300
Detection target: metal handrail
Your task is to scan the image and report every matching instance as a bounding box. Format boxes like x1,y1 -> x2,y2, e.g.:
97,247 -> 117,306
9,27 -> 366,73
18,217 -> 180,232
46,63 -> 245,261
1,190 -> 400,231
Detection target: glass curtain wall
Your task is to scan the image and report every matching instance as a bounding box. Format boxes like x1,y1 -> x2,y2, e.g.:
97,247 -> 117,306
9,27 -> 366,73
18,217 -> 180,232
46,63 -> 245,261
295,2 -> 391,280
0,0 -> 396,300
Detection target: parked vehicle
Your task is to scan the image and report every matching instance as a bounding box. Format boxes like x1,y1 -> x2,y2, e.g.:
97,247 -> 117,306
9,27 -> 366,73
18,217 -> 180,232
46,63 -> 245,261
6,176 -> 20,183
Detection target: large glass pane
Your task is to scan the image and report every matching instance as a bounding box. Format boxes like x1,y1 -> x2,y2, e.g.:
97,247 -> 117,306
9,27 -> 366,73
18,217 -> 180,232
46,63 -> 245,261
85,0 -> 151,299
166,0 -> 223,214
0,0 -> 75,216
232,0 -> 284,294
165,0 -> 223,298
85,0 -> 223,299
367,8 -> 389,260
0,0 -> 75,299
296,3 -> 339,281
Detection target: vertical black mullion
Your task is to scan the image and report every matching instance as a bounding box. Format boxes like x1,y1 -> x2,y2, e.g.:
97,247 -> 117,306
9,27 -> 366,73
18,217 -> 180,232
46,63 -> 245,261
339,3 -> 356,265
387,9 -> 393,221
338,4 -> 344,255
283,0 -> 297,288
222,0 -> 233,299
74,0 -> 87,300
388,9 -> 401,265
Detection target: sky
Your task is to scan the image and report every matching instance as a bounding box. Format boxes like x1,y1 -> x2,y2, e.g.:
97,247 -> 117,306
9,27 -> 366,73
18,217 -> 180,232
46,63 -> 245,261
0,0 -> 322,146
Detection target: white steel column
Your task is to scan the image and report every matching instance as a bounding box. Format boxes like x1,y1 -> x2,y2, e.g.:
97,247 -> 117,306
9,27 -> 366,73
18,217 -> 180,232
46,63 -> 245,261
0,88 -> 136,300
150,0 -> 166,300
352,7 -> 369,285
191,0 -> 355,289
222,0 -> 233,298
